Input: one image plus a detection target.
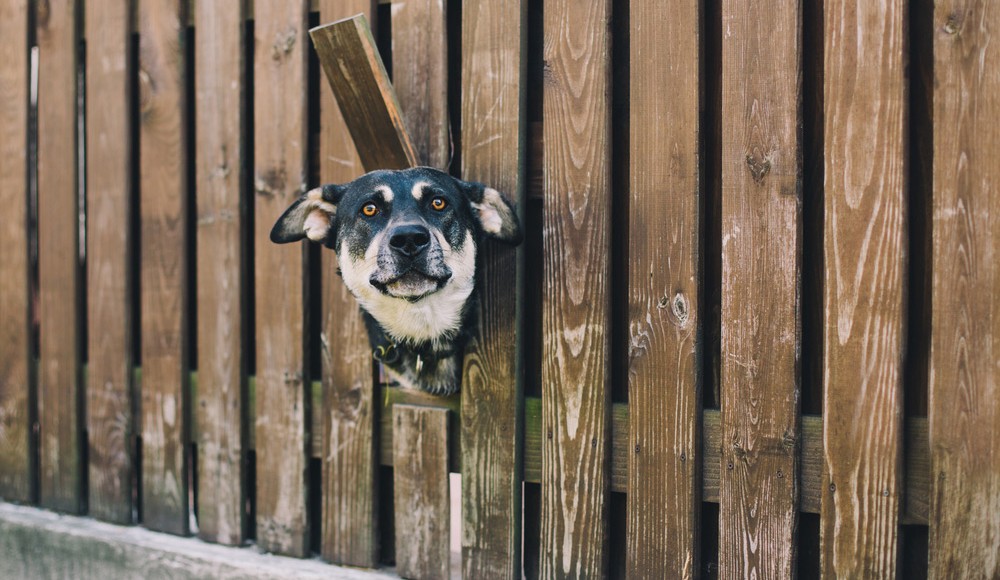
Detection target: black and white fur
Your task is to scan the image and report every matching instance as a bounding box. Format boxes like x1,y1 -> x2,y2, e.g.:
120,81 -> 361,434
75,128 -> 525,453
270,167 -> 521,395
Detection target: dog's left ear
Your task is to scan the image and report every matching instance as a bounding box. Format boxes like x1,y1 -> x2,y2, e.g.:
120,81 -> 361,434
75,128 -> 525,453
452,178 -> 522,244
270,183 -> 345,244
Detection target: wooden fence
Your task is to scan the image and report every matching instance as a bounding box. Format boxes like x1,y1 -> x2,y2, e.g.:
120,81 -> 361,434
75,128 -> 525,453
0,0 -> 997,578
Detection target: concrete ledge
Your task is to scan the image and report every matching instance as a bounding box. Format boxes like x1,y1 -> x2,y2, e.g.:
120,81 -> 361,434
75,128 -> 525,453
0,502 -> 396,579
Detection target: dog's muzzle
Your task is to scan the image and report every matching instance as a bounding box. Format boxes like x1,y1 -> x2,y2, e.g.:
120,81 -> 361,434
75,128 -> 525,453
370,224 -> 452,300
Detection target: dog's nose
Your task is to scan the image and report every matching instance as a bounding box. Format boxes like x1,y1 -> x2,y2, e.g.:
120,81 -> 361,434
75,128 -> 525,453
388,224 -> 431,257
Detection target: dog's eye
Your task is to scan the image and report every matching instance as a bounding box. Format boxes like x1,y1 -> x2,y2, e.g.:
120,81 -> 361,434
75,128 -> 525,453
430,197 -> 447,211
361,203 -> 379,217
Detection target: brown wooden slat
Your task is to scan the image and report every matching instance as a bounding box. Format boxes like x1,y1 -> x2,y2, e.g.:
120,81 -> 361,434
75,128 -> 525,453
253,0 -> 310,557
392,404 -> 450,580
309,15 -> 418,171
0,0 -> 32,503
820,2 -> 906,576
85,0 -> 134,524
540,0 -> 612,575
315,0 -> 380,567
626,0 -> 700,576
138,0 -> 190,535
195,0 -> 247,546
37,0 -> 83,514
719,1 -> 802,576
930,2 -> 1000,577
392,0 -> 449,168
458,0 -> 526,577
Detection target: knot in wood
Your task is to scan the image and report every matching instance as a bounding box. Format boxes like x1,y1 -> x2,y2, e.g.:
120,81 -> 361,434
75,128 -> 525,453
943,11 -> 963,35
745,151 -> 771,185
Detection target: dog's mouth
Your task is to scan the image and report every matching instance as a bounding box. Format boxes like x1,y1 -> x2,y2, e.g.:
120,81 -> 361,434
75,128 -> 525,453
370,269 -> 451,301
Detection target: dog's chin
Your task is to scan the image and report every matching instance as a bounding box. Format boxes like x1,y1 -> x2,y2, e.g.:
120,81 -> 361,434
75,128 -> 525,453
373,271 -> 449,302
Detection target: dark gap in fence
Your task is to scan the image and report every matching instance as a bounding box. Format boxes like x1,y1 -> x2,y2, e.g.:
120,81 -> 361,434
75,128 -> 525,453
376,2 -> 392,81
609,491 -> 626,578
77,18 -> 89,512
902,524 -> 929,579
609,0 -> 629,405
246,449 -> 256,541
523,0 -> 543,400
797,511 -> 821,578
446,0 -> 461,174
522,481 -> 541,579
27,6 -> 40,506
135,437 -> 143,523
184,21 -> 197,525
700,0 -> 722,410
700,501 -> 719,579
800,0 -> 824,417
129,18 -> 142,523
308,457 -> 322,555
378,464 -> 395,565
243,16 -> 256,541
906,0 -> 933,419
190,441 -> 198,524
306,11 -> 322,384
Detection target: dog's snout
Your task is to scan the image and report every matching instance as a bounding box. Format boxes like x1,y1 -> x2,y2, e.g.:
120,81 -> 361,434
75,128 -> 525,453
389,224 -> 431,257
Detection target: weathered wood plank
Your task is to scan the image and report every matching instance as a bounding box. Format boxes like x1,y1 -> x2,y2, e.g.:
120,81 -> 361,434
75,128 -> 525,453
0,0 -> 32,504
719,1 -> 802,577
392,0 -> 449,168
392,405 -> 450,580
540,0 -> 612,576
194,0 -> 247,546
626,0 -> 701,576
315,0 -> 380,567
309,15 -> 418,171
138,0 -> 190,535
459,0 -> 525,577
820,2 -> 906,576
253,0 -> 310,557
929,2 -> 1000,577
37,0 -> 83,514
85,0 -> 135,524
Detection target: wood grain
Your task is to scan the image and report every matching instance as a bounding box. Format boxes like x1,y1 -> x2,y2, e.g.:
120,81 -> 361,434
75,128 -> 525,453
392,404 -> 450,580
929,2 -> 1000,577
195,0 -> 247,546
253,0 -> 310,557
315,0 -> 380,567
719,1 -> 802,577
0,0 -> 31,504
540,0 -> 612,576
626,0 -> 701,576
138,0 -> 190,535
820,2 -> 906,576
85,0 -> 135,524
309,15 -> 418,171
459,0 -> 526,577
37,0 -> 83,514
392,0 -> 450,168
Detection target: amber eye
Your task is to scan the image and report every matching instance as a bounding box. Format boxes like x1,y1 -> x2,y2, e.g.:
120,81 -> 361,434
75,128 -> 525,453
361,203 -> 379,217
430,197 -> 447,211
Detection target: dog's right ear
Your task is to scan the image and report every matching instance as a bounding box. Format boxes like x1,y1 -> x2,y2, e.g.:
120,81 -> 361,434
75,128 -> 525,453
270,184 -> 345,244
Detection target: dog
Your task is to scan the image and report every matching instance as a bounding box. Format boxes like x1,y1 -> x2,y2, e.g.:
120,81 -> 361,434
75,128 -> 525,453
270,166 -> 522,396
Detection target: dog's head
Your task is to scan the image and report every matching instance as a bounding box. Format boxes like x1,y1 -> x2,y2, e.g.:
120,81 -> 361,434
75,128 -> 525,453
270,167 -> 521,347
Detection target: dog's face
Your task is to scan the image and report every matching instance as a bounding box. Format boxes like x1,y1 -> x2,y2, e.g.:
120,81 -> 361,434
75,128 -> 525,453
270,167 -> 521,347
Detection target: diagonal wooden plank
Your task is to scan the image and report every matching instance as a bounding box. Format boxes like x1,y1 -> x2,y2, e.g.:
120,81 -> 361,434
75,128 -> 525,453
85,0 -> 135,524
0,0 -> 32,504
138,0 -> 190,535
315,0 -> 380,568
719,0 -> 802,577
626,0 -> 701,577
37,0 -> 83,515
459,0 -> 526,576
820,1 -> 906,576
540,0 -> 612,576
195,0 -> 247,546
929,2 -> 1000,577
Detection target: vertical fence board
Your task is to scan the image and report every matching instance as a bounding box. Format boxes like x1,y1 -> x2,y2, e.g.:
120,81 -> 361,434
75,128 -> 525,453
540,0 -> 611,576
459,0 -> 525,576
391,0 -> 449,169
820,2 -> 906,577
930,1 -> 1000,577
37,0 -> 82,515
138,0 -> 190,535
85,0 -> 134,524
392,404 -> 450,580
626,0 -> 701,577
719,1 -> 801,577
195,0 -> 246,546
315,0 -> 380,567
254,0 -> 310,557
0,0 -> 32,504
